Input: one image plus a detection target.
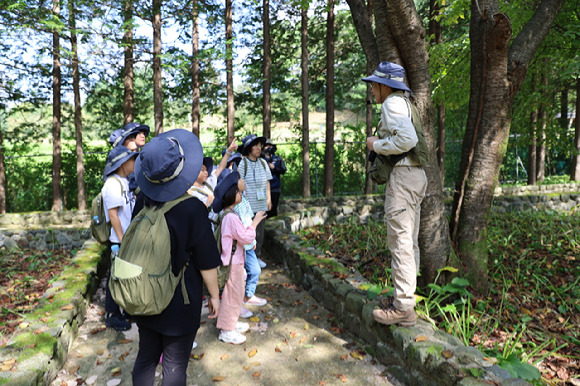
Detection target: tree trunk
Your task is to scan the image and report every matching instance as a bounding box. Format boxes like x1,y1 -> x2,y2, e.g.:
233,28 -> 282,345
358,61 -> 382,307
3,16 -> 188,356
528,107 -> 537,185
69,0 -> 86,210
152,0 -> 163,135
123,0 -> 134,126
571,77 -> 580,181
537,62 -> 548,181
0,112 -> 5,214
347,0 -> 451,286
51,0 -> 62,212
301,5 -> 311,198
450,0 -> 564,293
560,87 -> 568,132
364,0 -> 373,195
430,0 -> 445,186
262,0 -> 271,139
323,0 -> 335,197
225,0 -> 235,144
191,0 -> 200,136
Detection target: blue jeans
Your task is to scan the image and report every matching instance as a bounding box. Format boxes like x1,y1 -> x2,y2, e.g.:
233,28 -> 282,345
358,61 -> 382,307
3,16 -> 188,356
244,248 -> 261,298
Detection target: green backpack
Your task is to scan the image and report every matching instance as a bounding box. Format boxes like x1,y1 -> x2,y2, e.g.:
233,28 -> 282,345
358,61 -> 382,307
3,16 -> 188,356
90,177 -> 123,244
368,93 -> 430,185
109,194 -> 193,316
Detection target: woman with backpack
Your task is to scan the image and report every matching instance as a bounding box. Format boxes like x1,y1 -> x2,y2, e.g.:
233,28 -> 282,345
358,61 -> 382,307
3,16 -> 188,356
129,129 -> 222,386
212,171 -> 267,344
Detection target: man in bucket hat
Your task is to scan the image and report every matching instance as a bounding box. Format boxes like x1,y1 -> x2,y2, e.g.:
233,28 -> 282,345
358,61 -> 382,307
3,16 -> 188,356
101,145 -> 139,331
130,129 -> 222,385
363,62 -> 427,326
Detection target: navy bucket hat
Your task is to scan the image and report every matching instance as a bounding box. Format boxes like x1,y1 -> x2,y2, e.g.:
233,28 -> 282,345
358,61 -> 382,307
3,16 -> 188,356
361,62 -> 411,93
134,129 -> 203,202
103,146 -> 138,180
109,122 -> 151,148
240,134 -> 266,156
202,157 -> 214,173
212,170 -> 239,213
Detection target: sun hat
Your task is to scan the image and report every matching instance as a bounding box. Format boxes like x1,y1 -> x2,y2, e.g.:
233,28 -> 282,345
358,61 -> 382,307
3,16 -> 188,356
134,129 -> 203,202
240,134 -> 266,156
361,62 -> 411,93
212,170 -> 239,213
202,157 -> 214,174
110,122 -> 151,148
103,146 -> 138,180
264,138 -> 277,153
227,152 -> 242,165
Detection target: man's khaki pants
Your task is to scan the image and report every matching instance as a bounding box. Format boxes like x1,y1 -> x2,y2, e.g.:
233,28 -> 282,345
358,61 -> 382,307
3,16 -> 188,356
384,166 -> 427,311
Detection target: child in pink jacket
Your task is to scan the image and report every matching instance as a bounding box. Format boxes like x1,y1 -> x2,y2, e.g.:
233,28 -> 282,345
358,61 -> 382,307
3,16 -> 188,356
213,171 -> 266,344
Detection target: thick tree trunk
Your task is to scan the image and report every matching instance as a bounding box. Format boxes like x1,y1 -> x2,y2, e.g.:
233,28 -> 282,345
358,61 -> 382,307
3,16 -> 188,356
364,1 -> 373,195
262,0 -> 271,139
347,0 -> 451,286
123,0 -> 134,126
51,0 -> 62,212
225,0 -> 234,144
323,0 -> 334,197
301,5 -> 311,198
450,0 -> 564,293
191,0 -> 200,137
69,0 -> 86,210
571,77 -> 580,181
560,88 -> 568,132
430,0 -> 445,187
152,0 -> 163,135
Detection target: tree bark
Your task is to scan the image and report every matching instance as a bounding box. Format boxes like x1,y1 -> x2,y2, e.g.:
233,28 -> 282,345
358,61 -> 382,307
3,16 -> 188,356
536,101 -> 546,181
560,87 -> 568,132
450,0 -> 564,293
364,0 -> 373,195
528,107 -> 537,185
191,0 -> 200,136
0,113 -> 5,214
347,0 -> 451,286
323,0 -> 335,197
225,0 -> 235,144
430,0 -> 445,187
262,0 -> 271,139
152,0 -> 163,135
571,77 -> 580,181
51,0 -> 62,211
69,0 -> 86,210
123,0 -> 134,126
301,5 -> 311,198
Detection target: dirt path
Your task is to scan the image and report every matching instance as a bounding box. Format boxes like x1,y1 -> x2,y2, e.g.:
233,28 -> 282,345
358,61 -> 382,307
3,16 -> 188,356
50,263 -> 398,386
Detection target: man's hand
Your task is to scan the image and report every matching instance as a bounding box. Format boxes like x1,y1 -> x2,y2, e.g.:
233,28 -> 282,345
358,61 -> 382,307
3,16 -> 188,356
367,136 -> 378,151
207,296 -> 220,319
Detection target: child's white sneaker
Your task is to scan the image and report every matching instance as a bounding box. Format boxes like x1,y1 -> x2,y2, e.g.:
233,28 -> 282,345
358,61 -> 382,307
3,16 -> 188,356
235,321 -> 250,333
219,329 -> 247,345
239,306 -> 253,318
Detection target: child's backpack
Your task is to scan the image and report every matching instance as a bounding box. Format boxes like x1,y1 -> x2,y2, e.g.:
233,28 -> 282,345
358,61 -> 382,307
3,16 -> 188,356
213,208 -> 239,288
90,177 -> 123,243
109,194 -> 193,316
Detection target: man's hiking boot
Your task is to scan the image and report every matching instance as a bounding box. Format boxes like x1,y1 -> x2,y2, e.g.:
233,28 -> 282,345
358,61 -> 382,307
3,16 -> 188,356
373,305 -> 417,326
379,296 -> 394,309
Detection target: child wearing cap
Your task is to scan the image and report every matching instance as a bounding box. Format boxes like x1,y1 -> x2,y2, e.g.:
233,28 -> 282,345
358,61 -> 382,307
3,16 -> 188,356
213,171 -> 267,344
101,146 -> 138,331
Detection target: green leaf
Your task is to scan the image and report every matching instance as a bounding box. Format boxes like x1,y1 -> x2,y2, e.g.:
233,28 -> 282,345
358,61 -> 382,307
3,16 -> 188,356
366,284 -> 383,300
498,354 -> 541,381
437,266 -> 459,274
427,283 -> 443,294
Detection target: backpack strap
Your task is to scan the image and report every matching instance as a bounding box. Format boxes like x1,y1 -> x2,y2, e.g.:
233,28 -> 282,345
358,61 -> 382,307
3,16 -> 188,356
220,208 -> 239,265
241,157 -> 267,178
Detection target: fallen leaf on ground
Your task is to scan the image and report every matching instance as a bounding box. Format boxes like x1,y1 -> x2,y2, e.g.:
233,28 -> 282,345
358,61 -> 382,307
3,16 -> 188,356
191,353 -> 204,360
442,350 -> 453,359
250,362 -> 261,366
220,354 -> 229,361
117,339 -> 132,344
248,348 -> 258,358
250,316 -> 260,322
91,327 -> 106,335
299,337 -> 308,344
340,354 -> 348,360
61,305 -> 74,310
243,366 -> 251,371
415,336 -> 428,342
110,367 -> 121,376
290,331 -> 297,338
275,347 -> 282,353
212,376 -> 225,382
252,372 -> 261,377
304,323 -> 309,330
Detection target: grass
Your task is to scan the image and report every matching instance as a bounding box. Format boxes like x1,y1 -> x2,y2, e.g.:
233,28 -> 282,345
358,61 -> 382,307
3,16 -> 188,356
297,209 -> 579,384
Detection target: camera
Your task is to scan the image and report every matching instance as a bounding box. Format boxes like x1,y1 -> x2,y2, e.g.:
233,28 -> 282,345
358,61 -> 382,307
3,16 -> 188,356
368,151 -> 377,163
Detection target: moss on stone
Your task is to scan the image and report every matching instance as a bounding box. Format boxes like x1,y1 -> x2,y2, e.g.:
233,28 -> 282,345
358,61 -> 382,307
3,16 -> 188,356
13,332 -> 57,361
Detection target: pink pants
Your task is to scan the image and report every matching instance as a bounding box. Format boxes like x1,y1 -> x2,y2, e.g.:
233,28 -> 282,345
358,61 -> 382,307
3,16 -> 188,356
216,263 -> 246,331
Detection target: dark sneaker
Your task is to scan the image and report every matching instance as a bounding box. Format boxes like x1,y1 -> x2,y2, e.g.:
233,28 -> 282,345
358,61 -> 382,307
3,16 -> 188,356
106,313 -> 132,331
379,296 -> 394,309
373,305 -> 417,326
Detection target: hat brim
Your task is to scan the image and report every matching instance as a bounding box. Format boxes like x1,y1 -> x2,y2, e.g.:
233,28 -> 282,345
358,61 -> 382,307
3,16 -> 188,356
361,75 -> 411,93
134,129 -> 203,202
103,151 -> 138,180
212,171 -> 239,213
241,136 -> 266,156
203,157 -> 214,172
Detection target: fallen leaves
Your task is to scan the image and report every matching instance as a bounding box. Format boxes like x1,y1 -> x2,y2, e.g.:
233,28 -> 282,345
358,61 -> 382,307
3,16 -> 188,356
212,375 -> 226,382
1,358 -> 16,371
248,348 -> 258,358
220,354 -> 229,361
415,335 -> 429,342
